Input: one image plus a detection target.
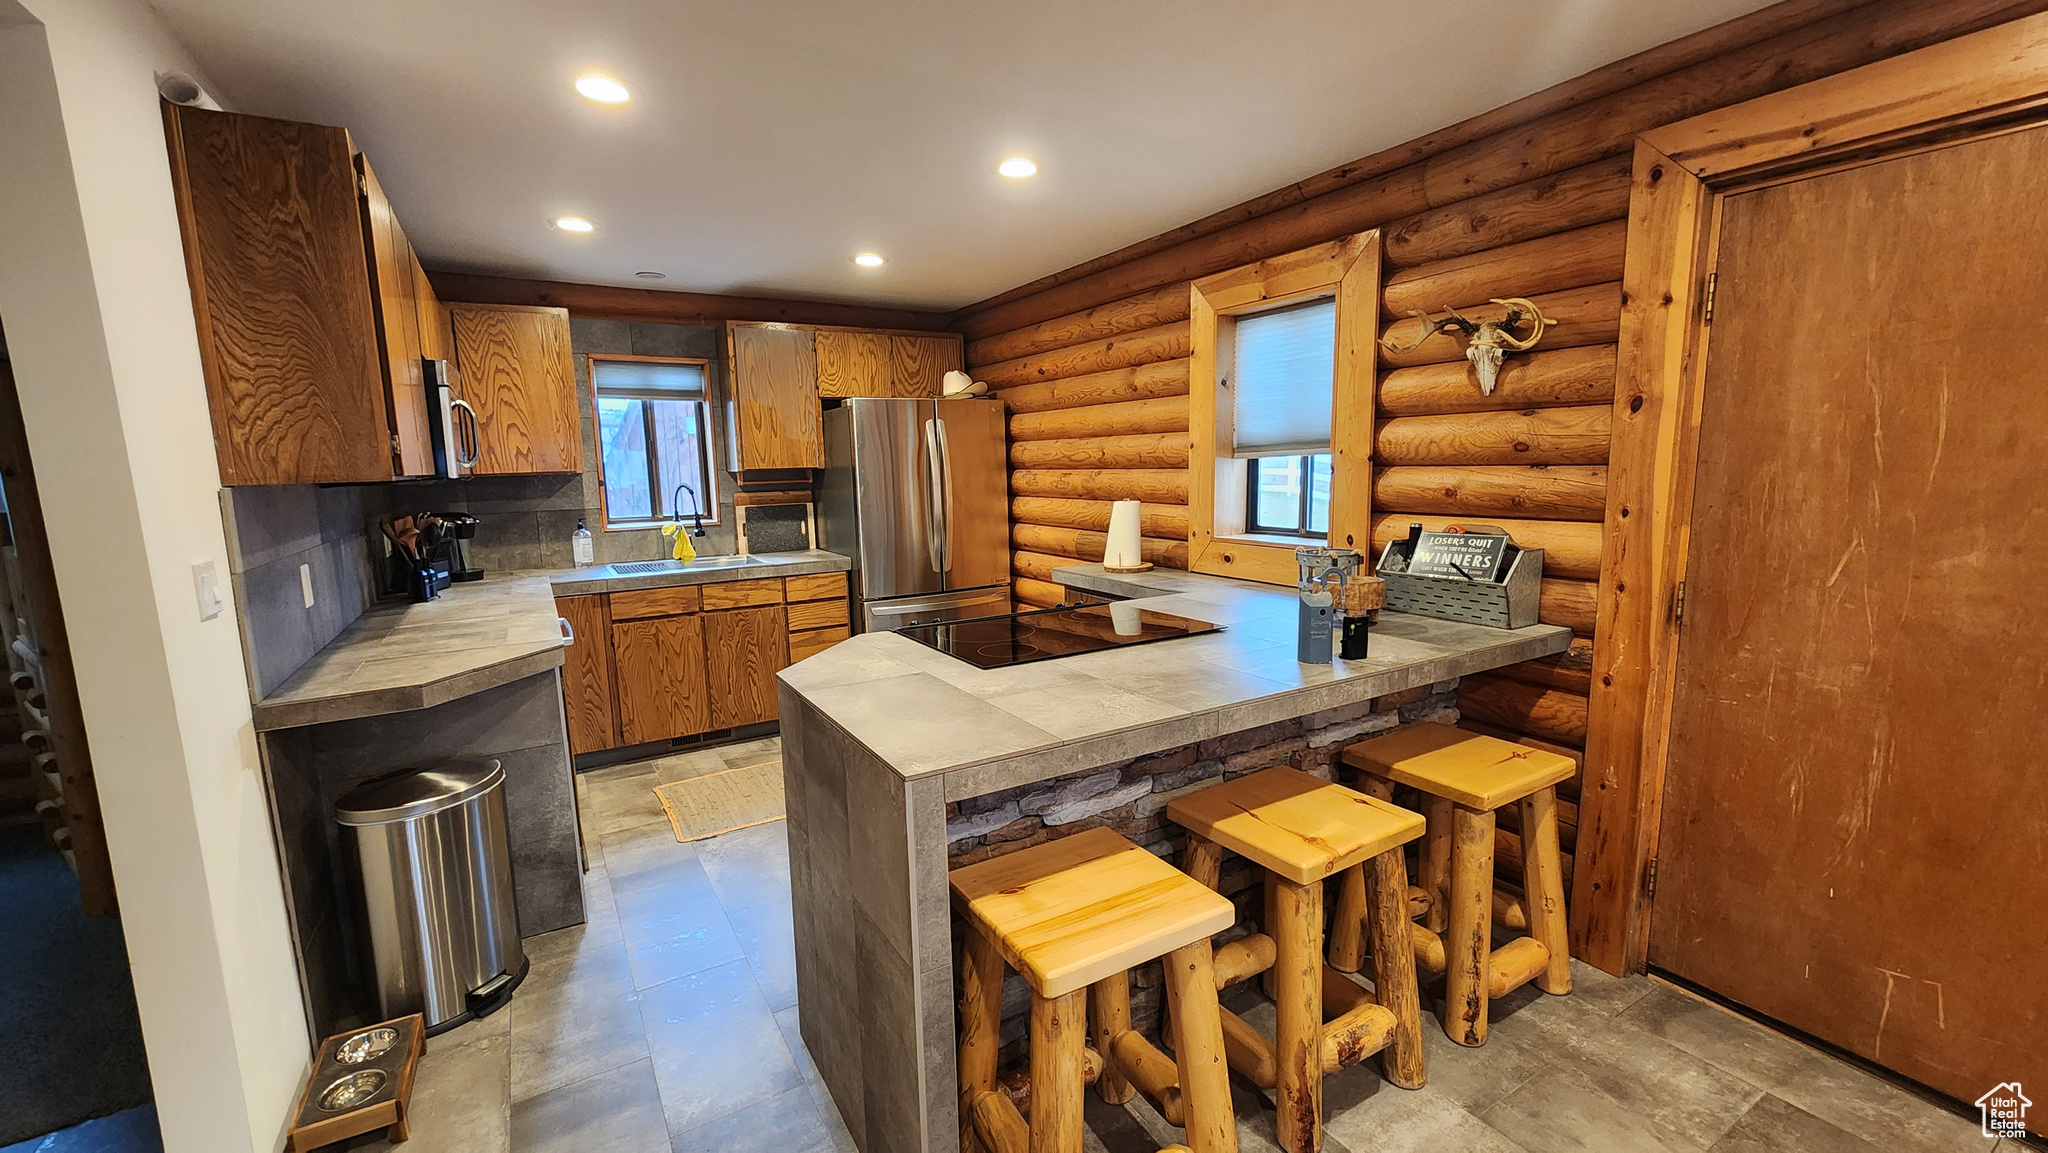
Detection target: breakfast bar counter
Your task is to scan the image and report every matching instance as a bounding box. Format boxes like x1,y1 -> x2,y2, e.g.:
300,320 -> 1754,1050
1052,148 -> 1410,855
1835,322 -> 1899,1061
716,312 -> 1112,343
777,564 -> 1572,1153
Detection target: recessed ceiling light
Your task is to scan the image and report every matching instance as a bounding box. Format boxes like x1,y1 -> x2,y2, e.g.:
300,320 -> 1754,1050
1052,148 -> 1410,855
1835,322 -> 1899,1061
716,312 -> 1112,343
575,75 -> 630,104
998,156 -> 1038,179
852,252 -> 885,268
635,271 -> 667,280
552,216 -> 596,233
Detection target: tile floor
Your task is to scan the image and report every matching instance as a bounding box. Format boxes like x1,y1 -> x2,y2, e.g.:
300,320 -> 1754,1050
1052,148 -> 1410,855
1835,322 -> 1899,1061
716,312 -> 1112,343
367,734 -> 2011,1153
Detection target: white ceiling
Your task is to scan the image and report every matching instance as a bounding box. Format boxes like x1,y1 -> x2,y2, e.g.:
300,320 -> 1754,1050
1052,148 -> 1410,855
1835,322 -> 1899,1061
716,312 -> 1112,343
150,0 -> 1776,312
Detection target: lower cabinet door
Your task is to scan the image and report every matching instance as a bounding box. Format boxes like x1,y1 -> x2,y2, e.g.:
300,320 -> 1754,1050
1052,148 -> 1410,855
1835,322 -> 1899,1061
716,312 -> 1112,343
704,605 -> 789,729
556,594 -> 618,754
613,615 -> 711,745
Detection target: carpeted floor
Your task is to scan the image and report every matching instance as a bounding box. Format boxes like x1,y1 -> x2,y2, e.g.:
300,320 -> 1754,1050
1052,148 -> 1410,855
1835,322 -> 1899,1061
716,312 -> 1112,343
0,821 -> 154,1145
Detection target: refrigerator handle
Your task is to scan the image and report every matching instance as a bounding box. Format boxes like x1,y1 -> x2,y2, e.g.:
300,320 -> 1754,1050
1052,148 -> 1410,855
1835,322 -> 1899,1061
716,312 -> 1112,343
922,418 -> 947,574
933,416 -> 955,574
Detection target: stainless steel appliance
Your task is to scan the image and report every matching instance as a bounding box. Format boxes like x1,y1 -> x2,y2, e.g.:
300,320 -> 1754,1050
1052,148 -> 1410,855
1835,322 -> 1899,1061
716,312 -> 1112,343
893,601 -> 1221,669
336,759 -> 526,1034
425,359 -> 480,479
818,398 -> 1011,630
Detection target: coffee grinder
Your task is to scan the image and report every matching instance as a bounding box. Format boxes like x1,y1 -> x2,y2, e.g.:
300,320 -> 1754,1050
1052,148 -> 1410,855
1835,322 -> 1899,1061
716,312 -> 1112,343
1295,546 -> 1365,663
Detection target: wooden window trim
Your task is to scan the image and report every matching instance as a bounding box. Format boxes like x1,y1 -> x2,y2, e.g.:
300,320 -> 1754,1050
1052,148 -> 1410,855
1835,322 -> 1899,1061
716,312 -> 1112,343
1581,11 -> 2048,976
589,353 -> 722,531
1187,231 -> 1381,586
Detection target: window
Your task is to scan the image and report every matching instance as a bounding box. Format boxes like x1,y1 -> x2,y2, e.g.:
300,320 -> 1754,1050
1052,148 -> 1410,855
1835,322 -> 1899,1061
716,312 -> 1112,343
1246,454 -> 1332,537
591,356 -> 717,528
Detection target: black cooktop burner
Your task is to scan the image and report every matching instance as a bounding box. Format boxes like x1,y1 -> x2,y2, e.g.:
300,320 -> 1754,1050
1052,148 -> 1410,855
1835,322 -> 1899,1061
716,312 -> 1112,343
894,600 -> 1222,669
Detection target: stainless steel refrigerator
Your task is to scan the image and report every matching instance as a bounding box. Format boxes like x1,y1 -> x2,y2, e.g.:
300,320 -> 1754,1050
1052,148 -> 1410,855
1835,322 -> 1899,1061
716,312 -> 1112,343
818,398 -> 1011,631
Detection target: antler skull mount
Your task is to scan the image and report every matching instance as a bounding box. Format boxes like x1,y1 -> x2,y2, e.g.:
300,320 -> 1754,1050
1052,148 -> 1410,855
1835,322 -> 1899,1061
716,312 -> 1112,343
1379,297 -> 1554,395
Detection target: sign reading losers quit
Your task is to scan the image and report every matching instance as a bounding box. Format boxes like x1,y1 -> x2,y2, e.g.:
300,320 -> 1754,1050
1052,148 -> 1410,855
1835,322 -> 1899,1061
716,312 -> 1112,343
1407,530 -> 1511,582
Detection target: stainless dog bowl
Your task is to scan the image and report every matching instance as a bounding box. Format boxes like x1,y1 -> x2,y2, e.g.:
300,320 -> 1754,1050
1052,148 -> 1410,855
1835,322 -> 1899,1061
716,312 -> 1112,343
317,1069 -> 388,1112
335,1027 -> 399,1065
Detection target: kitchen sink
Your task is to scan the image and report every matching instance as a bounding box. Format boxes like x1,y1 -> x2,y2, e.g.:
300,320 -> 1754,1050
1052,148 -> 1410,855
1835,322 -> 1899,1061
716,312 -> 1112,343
610,556 -> 765,576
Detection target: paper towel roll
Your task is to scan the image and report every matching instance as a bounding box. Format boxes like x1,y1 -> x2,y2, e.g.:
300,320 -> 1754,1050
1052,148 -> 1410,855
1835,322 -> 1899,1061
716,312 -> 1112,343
1103,500 -> 1143,570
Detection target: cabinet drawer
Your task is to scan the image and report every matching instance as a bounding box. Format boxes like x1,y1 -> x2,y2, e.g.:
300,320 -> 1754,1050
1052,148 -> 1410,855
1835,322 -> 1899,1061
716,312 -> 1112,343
786,598 -> 850,632
701,578 -> 785,609
788,626 -> 852,664
610,585 -> 701,619
784,572 -> 848,603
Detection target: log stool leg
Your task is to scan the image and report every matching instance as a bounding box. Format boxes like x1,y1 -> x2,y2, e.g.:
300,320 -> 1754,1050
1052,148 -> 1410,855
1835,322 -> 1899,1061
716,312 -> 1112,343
1090,972 -> 1135,1104
1271,875 -> 1324,1153
1029,989 -> 1087,1153
1328,865 -> 1368,974
1163,940 -> 1239,1153
960,925 -> 1004,1111
1261,869 -> 1281,1000
1444,805 -> 1496,1046
1517,786 -> 1573,996
1360,846 -> 1426,1089
1420,796 -> 1454,935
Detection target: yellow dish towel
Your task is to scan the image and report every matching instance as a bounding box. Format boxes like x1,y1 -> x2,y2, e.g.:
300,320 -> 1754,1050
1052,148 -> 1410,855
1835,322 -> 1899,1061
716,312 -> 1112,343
661,522 -> 698,563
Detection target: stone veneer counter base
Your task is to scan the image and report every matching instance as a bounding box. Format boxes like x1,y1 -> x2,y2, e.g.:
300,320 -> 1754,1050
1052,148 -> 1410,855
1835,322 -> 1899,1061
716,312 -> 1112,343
778,563 -> 1571,1153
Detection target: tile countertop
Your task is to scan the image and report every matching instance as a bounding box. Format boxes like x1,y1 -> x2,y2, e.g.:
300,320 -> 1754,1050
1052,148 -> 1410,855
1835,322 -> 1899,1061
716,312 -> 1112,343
252,551 -> 854,731
778,563 -> 1573,799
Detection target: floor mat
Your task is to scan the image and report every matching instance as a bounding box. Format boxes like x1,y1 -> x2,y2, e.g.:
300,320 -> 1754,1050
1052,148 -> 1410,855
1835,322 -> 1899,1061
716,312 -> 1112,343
0,823 -> 153,1145
653,762 -> 785,843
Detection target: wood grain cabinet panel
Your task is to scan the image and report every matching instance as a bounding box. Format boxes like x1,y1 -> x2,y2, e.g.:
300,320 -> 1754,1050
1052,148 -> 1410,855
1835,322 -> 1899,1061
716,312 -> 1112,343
728,325 -> 824,468
704,606 -> 787,729
610,585 -> 703,619
784,572 -> 849,603
700,578 -> 784,609
555,595 -> 617,755
889,334 -> 961,397
788,626 -> 851,663
163,103 -> 393,485
357,156 -> 435,477
449,303 -> 584,475
613,615 -> 711,745
786,598 -> 849,632
815,330 -> 890,397
412,250 -> 449,362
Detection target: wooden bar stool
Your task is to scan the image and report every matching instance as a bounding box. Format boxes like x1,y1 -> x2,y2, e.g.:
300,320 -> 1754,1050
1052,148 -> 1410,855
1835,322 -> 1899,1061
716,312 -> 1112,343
1337,724 -> 1574,1047
952,827 -> 1241,1153
1165,767 -> 1428,1153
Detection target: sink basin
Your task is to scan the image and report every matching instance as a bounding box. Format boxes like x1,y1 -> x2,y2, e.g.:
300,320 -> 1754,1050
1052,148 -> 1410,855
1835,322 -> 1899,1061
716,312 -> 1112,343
609,556 -> 764,577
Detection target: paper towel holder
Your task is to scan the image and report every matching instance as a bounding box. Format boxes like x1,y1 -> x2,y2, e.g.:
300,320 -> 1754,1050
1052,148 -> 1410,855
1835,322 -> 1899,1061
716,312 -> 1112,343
1101,499 -> 1154,574
1103,559 -> 1154,574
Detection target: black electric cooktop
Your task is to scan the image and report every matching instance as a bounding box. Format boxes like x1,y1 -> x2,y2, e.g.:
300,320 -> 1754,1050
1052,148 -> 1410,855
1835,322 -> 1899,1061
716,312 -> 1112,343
894,600 -> 1222,669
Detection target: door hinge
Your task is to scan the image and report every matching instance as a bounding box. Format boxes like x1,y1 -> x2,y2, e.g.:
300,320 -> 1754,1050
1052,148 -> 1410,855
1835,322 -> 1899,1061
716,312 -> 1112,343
1702,273 -> 1718,324
1673,580 -> 1687,625
357,172 -> 368,197
1645,857 -> 1660,900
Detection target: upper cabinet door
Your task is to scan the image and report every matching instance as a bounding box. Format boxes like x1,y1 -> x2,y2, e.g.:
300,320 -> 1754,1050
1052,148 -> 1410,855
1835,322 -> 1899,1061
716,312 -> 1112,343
888,334 -> 961,398
356,156 -> 434,478
164,103 -> 394,485
814,330 -> 890,398
411,252 -> 449,363
447,303 -> 584,475
729,325 -> 824,469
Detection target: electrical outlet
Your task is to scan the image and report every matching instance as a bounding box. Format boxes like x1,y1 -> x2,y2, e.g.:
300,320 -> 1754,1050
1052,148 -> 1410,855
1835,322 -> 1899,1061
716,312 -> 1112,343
300,563 -> 315,608
193,560 -> 225,621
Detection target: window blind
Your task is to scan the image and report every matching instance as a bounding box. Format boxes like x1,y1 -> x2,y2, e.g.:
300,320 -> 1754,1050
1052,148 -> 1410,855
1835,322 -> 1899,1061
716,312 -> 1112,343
593,359 -> 706,396
1231,297 -> 1335,458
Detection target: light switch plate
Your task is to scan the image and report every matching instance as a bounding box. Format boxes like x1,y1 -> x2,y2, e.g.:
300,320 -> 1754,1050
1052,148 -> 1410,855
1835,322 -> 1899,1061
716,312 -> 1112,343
300,563 -> 314,608
193,560 -> 225,622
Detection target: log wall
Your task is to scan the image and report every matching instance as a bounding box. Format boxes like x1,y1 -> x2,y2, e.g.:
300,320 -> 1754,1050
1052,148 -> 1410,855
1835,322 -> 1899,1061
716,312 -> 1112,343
956,0 -> 2048,970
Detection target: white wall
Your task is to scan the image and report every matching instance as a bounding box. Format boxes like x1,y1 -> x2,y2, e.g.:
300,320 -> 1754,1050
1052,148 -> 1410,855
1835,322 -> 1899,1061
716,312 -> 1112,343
0,1 -> 308,1150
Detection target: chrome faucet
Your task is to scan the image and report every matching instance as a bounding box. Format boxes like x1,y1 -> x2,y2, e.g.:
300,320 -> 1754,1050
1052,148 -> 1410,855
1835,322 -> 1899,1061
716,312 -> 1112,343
672,483 -> 707,537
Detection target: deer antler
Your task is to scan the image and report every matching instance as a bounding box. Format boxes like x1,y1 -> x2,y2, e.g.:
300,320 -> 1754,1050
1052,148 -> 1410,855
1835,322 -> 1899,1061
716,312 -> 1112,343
1378,307 -> 1480,355
1487,298 -> 1554,351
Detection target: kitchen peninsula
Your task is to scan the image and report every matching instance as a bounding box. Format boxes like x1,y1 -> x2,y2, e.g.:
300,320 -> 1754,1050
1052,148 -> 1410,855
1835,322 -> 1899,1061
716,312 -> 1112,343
778,564 -> 1573,1153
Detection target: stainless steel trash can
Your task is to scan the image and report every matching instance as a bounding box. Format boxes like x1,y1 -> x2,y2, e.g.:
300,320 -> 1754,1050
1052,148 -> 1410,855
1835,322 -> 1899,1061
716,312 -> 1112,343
337,759 -> 527,1033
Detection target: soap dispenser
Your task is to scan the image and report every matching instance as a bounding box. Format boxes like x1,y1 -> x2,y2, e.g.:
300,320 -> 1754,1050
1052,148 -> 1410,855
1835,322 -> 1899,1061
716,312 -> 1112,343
572,519 -> 594,567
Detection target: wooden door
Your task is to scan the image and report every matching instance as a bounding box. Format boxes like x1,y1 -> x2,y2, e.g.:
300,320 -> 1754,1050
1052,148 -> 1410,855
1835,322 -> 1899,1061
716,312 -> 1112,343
612,615 -> 710,745
728,325 -> 823,468
356,156 -> 434,477
448,303 -> 583,475
555,594 -> 617,754
888,334 -> 958,397
703,606 -> 788,729
1651,125 -> 2048,1110
815,330 -> 889,398
162,104 -> 392,484
411,251 -> 449,362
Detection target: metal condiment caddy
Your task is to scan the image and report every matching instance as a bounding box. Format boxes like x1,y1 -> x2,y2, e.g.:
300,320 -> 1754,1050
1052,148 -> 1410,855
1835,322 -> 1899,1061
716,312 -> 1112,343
1375,523 -> 1543,629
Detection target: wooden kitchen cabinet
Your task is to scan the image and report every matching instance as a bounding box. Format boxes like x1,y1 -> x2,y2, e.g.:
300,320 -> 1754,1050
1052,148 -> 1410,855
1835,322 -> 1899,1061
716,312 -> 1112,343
163,102 -> 396,485
704,606 -> 789,729
889,334 -> 960,397
357,156 -> 435,477
448,303 -> 583,475
727,324 -> 824,468
613,614 -> 712,745
555,594 -> 618,755
412,250 -> 450,362
815,330 -> 889,398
